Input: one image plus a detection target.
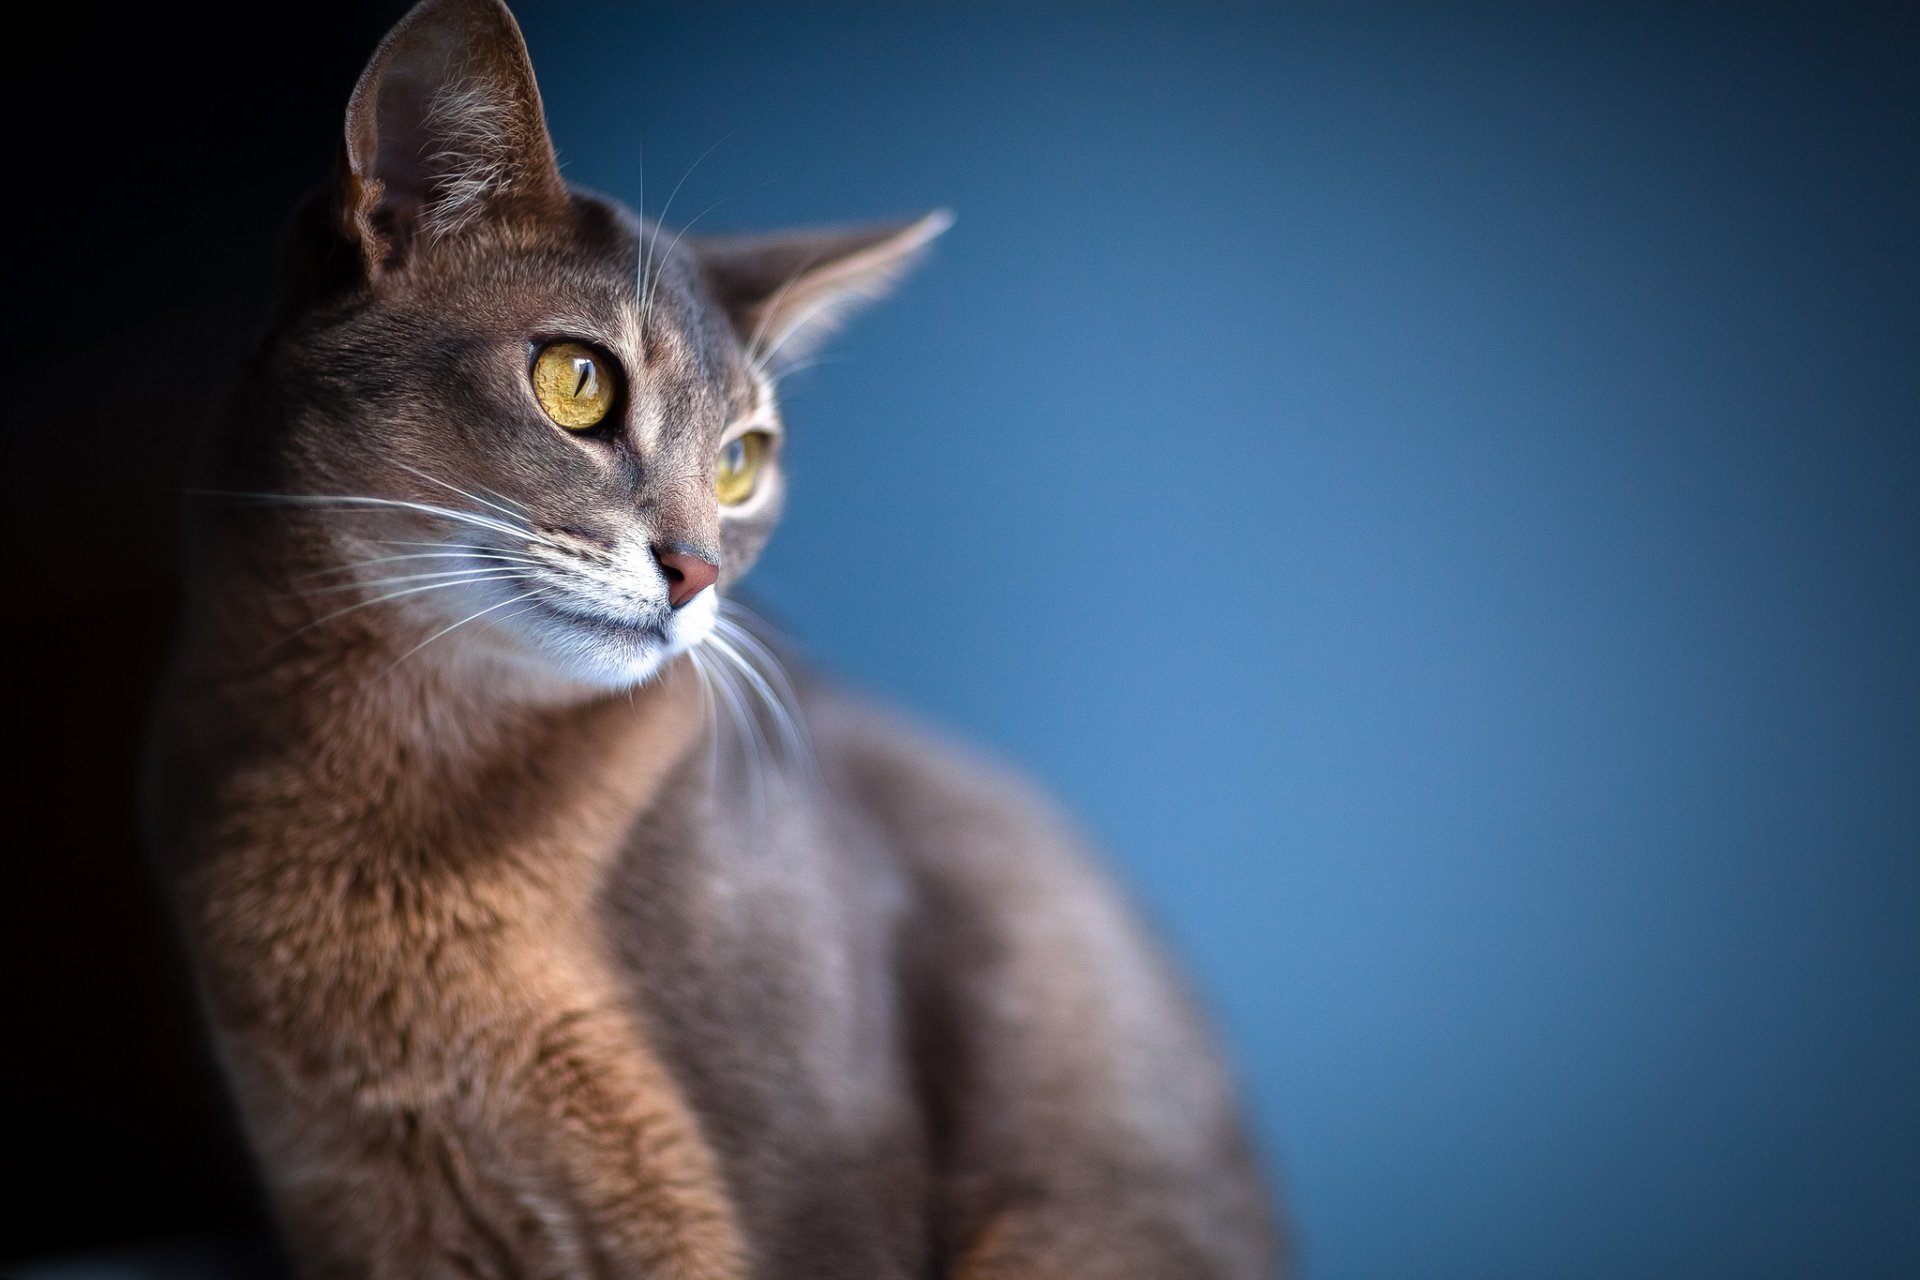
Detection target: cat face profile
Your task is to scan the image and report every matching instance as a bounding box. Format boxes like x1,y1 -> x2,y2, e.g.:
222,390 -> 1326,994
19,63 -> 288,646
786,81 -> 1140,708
245,0 -> 945,689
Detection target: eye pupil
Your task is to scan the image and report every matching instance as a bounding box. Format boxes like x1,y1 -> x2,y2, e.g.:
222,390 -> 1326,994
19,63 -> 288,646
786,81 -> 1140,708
532,341 -> 616,431
724,440 -> 745,473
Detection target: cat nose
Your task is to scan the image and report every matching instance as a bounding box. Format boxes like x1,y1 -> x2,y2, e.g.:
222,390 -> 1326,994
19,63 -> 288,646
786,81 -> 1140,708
654,546 -> 719,609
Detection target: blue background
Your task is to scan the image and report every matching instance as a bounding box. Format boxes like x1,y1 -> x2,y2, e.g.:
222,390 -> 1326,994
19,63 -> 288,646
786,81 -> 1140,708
518,5 -> 1917,1277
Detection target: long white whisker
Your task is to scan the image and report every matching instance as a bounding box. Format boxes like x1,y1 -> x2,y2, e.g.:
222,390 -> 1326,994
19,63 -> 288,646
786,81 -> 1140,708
704,632 -> 785,759
714,605 -> 807,714
208,491 -> 563,550
642,191 -> 742,323
371,538 -> 551,556
391,461 -> 534,524
711,602 -> 817,790
475,481 -> 533,517
368,537 -> 612,579
704,640 -> 761,758
289,550 -> 544,582
310,495 -> 559,547
700,636 -> 771,822
281,572 -> 518,643
686,647 -> 723,794
643,131 -> 736,326
705,624 -> 812,783
635,139 -> 651,322
384,590 -> 541,674
279,567 -> 525,600
715,624 -> 809,747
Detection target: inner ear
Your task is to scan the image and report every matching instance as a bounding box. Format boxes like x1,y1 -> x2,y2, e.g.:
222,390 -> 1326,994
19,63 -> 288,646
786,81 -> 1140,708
340,0 -> 566,270
694,210 -> 953,373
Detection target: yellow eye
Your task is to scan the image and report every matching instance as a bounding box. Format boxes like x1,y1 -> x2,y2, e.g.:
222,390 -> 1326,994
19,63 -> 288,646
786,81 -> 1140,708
531,341 -> 615,430
715,431 -> 771,506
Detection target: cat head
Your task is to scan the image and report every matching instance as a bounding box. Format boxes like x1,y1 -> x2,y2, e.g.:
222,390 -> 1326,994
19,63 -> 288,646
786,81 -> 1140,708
233,0 -> 945,691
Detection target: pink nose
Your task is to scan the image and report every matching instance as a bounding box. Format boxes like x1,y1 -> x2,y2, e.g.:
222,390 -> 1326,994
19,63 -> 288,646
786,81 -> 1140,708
654,546 -> 719,609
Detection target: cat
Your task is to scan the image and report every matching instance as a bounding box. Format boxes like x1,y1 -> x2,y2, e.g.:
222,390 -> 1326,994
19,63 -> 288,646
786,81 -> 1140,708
143,1 -> 1283,1276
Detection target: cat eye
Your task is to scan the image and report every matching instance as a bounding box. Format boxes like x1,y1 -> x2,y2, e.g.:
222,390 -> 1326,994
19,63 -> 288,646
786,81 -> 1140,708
715,431 -> 772,506
531,341 -> 616,430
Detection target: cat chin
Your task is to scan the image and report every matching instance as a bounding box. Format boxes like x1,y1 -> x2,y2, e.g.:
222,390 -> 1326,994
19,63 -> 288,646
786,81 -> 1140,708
501,588 -> 719,693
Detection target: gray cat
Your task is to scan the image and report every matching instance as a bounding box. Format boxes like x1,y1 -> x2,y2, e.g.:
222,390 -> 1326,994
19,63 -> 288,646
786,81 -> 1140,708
144,1 -> 1283,1275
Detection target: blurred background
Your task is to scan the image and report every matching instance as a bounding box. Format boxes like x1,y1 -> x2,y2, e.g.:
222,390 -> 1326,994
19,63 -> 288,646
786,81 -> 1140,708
5,2 -> 1915,1276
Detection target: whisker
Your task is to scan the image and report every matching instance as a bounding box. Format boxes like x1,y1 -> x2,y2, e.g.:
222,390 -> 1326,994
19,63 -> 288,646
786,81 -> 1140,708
371,539 -> 541,554
703,640 -> 761,758
699,636 -> 773,823
715,602 -> 810,711
475,482 -> 533,517
384,590 -> 542,674
642,130 -> 737,327
711,602 -> 816,781
635,139 -> 652,321
366,538 -> 601,568
201,490 -> 563,550
642,191 -> 742,325
714,603 -> 806,709
277,572 -> 519,645
705,623 -> 814,784
686,647 -> 723,796
288,549 -> 543,583
278,566 -> 525,600
391,460 -> 534,524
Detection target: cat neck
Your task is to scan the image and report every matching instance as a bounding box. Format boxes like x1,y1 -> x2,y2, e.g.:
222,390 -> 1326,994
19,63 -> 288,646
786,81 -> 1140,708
157,527 -> 708,892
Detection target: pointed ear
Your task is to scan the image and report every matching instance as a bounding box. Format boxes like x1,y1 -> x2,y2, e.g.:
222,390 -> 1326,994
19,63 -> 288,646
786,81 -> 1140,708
695,210 -> 953,372
339,0 -> 566,272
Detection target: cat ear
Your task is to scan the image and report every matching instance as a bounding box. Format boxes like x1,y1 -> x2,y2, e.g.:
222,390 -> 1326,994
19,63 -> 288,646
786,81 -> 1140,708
695,211 -> 953,372
338,0 -> 566,271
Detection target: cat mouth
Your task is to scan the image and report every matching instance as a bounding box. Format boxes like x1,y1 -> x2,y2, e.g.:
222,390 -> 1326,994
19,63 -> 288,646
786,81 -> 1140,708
498,580 -> 717,687
525,595 -> 671,648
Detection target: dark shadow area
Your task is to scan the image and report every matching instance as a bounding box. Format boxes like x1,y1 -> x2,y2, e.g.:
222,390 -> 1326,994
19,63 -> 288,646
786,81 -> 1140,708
1,2 -> 397,1264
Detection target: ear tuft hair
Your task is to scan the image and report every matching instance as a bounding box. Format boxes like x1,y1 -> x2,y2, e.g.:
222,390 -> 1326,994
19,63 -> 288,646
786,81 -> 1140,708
339,0 -> 565,271
415,78 -> 520,238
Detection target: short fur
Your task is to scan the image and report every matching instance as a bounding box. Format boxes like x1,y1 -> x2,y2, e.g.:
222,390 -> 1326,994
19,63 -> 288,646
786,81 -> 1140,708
144,2 -> 1283,1276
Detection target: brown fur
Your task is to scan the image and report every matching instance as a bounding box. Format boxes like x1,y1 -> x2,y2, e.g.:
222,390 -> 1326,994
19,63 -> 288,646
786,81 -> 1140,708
145,2 -> 1283,1276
